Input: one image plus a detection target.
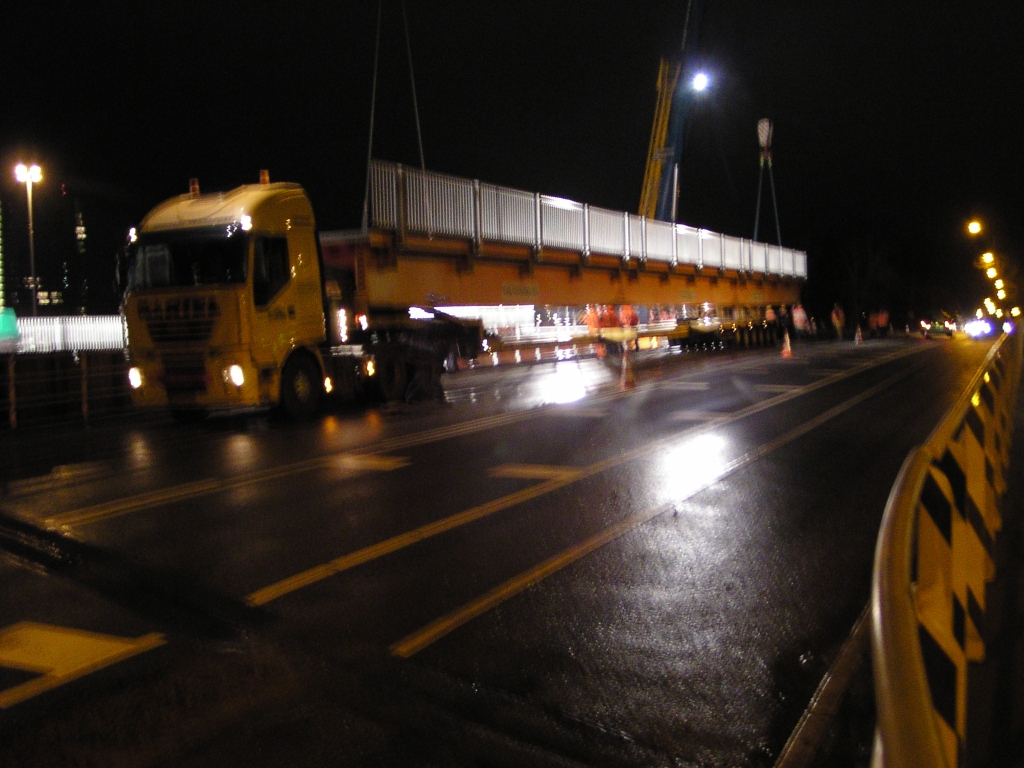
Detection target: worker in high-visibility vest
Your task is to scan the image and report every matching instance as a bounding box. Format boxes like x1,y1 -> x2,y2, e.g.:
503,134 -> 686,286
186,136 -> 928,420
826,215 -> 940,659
585,305 -> 605,358
619,305 -> 639,351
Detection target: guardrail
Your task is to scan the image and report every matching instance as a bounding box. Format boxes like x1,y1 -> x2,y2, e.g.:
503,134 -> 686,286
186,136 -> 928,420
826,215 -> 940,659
368,160 -> 808,278
872,331 -> 1023,767
1,352 -> 132,429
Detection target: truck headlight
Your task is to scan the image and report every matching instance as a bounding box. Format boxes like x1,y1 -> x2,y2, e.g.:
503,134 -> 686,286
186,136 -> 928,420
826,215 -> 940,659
128,367 -> 143,389
223,364 -> 245,387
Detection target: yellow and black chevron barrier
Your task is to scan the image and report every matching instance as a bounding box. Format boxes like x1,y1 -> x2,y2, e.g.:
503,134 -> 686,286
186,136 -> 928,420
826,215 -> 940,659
872,332 -> 1023,767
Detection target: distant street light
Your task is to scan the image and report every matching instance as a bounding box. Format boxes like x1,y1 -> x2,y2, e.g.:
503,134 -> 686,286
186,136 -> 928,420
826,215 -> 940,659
987,267 -> 998,279
692,72 -> 709,92
981,252 -> 994,264
14,163 -> 42,316
967,220 -> 982,235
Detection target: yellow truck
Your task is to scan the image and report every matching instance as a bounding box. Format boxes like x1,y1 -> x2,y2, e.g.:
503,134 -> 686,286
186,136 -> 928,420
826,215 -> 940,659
122,174 -> 481,418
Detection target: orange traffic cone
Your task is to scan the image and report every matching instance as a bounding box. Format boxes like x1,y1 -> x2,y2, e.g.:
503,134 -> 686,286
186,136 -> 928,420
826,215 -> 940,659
620,346 -> 636,389
781,330 -> 793,358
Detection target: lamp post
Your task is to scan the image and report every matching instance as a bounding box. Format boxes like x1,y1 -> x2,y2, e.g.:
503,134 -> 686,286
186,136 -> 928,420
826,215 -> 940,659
15,163 -> 42,316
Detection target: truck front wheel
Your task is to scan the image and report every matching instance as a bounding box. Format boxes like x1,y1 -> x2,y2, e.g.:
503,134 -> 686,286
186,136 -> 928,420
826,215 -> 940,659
376,355 -> 408,402
280,355 -> 323,419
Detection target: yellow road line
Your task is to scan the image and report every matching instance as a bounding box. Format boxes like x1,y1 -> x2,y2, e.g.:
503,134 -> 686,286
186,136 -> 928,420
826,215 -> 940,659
387,364 -> 920,657
0,622 -> 165,709
246,476 -> 575,606
37,344 -> 930,530
388,504 -> 672,658
46,454 -> 407,528
47,479 -> 223,527
487,464 -> 583,481
249,358 -> 926,609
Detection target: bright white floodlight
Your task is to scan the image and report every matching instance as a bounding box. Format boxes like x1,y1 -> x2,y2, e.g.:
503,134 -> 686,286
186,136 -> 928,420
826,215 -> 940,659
15,163 -> 41,183
692,72 -> 709,92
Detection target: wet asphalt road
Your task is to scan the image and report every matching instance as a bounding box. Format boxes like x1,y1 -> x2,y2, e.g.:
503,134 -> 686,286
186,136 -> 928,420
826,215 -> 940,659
0,336 -> 997,767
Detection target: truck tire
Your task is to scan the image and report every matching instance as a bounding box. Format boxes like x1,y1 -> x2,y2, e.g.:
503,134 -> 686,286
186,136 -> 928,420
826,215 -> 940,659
280,354 -> 323,419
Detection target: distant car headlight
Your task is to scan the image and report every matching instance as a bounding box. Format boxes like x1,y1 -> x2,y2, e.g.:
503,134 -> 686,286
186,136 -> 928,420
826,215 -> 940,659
128,367 -> 143,389
965,319 -> 992,337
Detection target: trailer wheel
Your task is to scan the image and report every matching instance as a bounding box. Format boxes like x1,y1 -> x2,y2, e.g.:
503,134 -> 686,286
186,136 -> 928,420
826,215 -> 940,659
442,345 -> 459,373
281,354 -> 323,419
377,355 -> 408,401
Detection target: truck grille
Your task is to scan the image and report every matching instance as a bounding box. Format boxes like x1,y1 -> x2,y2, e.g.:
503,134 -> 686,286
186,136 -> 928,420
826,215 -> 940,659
138,296 -> 220,343
162,353 -> 208,393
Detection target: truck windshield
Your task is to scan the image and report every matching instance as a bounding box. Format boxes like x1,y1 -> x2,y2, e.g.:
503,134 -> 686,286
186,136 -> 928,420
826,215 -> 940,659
130,226 -> 248,289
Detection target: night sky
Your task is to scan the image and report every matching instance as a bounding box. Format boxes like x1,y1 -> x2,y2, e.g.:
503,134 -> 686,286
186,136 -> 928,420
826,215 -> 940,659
2,1 -> 1022,320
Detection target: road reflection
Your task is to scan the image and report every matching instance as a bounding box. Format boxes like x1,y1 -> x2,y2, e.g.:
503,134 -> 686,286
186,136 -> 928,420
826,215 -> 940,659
657,432 -> 730,502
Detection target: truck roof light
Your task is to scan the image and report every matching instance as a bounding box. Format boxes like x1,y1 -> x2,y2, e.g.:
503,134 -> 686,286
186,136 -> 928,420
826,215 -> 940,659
260,169 -> 270,184
189,178 -> 200,198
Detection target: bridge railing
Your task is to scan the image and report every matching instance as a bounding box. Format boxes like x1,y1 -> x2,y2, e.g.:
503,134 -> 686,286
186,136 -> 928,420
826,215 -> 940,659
872,331 -> 1023,767
0,317 -> 131,429
368,160 -> 808,278
11,315 -> 127,354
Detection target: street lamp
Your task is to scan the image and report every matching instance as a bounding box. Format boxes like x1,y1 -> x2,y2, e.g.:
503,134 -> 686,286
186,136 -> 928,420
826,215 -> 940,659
14,163 -> 42,315
967,220 -> 982,235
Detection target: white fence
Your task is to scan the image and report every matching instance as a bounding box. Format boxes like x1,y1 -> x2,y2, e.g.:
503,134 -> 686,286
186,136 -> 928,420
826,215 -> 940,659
369,160 -> 808,278
11,316 -> 126,354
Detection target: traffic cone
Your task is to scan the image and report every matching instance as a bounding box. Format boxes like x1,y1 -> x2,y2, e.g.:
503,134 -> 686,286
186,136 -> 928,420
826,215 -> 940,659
781,330 -> 793,358
620,345 -> 635,389
855,326 -> 862,345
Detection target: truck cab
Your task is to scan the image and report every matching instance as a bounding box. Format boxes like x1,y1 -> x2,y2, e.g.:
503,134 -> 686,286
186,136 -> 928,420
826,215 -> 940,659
123,178 -> 333,417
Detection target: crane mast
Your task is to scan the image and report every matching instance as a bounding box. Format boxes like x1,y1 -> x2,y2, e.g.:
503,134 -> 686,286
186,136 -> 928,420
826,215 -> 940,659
638,0 -> 702,223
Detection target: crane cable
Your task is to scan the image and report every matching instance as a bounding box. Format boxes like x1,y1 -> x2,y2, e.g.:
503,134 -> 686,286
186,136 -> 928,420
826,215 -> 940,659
403,1 -> 426,173
362,0 -> 426,230
361,0 -> 384,231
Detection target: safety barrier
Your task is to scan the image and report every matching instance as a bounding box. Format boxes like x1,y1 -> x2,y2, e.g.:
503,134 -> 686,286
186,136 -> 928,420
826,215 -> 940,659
1,352 -> 132,429
368,160 -> 807,278
872,331 -> 1023,767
